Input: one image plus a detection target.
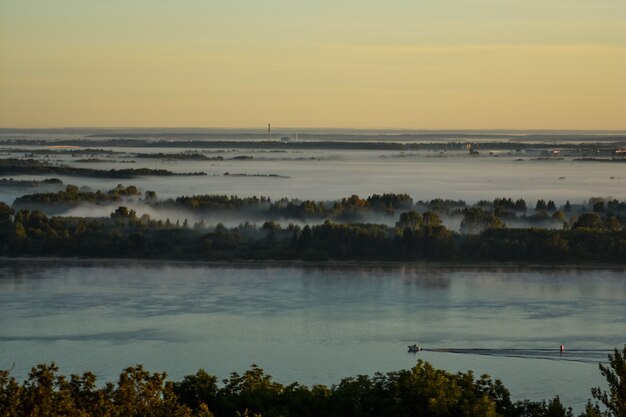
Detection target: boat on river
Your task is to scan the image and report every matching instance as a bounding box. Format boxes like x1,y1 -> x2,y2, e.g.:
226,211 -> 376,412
408,344 -> 422,352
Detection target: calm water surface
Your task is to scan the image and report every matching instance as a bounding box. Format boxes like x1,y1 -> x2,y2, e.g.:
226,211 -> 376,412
1,263 -> 625,412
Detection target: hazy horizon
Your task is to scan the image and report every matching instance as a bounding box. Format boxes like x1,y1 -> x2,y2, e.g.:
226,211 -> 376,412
2,127 -> 626,134
2,1 -> 625,130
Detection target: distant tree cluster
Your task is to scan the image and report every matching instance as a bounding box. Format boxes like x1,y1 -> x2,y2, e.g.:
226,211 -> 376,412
14,184 -> 141,209
0,178 -> 63,189
10,188 -> 626,232
157,193 -> 626,231
163,193 -> 414,222
1,202 -> 625,263
0,158 -> 205,178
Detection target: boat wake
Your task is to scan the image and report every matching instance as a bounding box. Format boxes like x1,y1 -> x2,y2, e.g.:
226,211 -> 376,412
421,348 -> 611,364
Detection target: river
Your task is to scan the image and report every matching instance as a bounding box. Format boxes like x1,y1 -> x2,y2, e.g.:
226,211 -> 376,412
0,262 -> 624,412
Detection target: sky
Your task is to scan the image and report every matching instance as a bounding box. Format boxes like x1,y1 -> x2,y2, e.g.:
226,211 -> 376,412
0,0 -> 625,130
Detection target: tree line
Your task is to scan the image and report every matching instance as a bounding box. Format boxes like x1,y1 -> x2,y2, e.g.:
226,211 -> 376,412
10,186 -> 626,230
0,159 -> 205,179
1,203 -> 625,263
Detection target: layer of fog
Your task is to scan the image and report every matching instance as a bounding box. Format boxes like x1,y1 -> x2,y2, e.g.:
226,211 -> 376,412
1,146 -> 624,207
62,202 -> 329,229
9,196 -> 575,235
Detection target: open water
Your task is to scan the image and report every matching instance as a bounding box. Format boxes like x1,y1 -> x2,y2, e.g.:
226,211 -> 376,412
0,263 -> 624,412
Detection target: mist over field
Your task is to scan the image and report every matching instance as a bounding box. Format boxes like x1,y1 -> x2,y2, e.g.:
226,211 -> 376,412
1,138 -> 624,206
2,135 -> 624,235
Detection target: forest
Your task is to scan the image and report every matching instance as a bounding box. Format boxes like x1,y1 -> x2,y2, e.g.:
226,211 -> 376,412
1,198 -> 625,263
10,186 -> 626,227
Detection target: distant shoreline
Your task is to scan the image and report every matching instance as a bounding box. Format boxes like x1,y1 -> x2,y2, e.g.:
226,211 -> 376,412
1,256 -> 624,271
1,129 -> 626,146
2,139 -> 626,152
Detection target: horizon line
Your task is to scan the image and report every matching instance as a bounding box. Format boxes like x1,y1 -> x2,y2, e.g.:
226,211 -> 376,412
1,127 -> 626,133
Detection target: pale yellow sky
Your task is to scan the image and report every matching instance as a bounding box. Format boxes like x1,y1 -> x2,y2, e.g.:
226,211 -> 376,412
1,0 -> 625,129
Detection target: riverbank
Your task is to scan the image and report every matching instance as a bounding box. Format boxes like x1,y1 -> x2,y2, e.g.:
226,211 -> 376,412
1,256 -> 624,271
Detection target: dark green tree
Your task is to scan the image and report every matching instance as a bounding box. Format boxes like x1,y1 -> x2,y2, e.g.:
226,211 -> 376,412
572,213 -> 604,230
590,345 -> 626,417
460,208 -> 505,234
173,369 -> 219,412
536,199 -> 548,211
514,198 -> 528,212
396,211 -> 423,230
422,211 -> 443,228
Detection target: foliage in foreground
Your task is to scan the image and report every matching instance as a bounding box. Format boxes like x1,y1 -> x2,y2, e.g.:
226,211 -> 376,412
2,347 -> 625,417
